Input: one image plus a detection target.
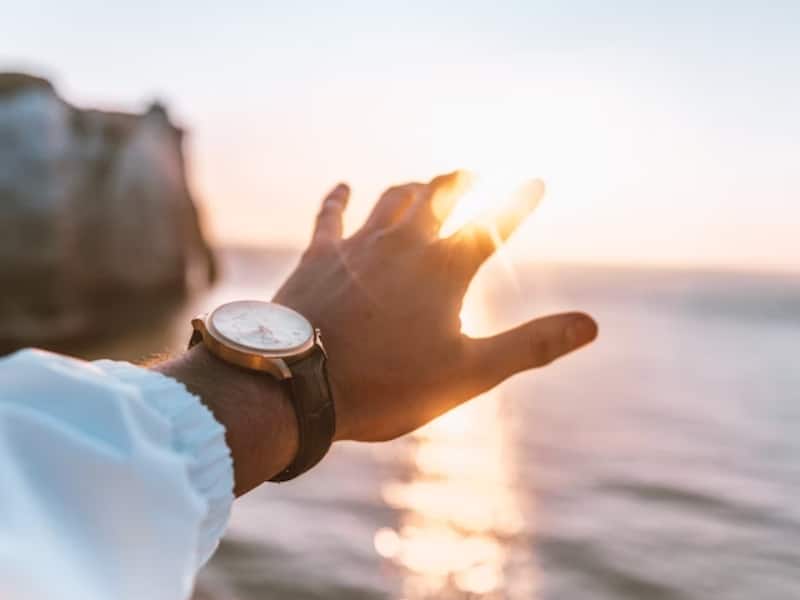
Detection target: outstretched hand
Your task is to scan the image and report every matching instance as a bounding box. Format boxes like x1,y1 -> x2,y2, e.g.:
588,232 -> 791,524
274,171 -> 597,442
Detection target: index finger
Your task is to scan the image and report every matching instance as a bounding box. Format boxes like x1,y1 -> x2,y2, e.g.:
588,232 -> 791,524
311,183 -> 350,246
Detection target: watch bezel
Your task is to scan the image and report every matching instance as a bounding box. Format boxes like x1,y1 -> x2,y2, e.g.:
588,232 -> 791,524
192,300 -> 317,379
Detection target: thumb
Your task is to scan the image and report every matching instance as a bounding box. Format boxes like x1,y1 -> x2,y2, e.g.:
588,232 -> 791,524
464,312 -> 598,392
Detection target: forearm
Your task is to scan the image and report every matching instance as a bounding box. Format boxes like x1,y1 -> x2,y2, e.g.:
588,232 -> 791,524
154,345 -> 299,496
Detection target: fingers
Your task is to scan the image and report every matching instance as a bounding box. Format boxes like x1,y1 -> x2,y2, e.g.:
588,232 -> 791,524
361,171 -> 470,239
311,183 -> 350,246
448,178 -> 545,265
363,183 -> 422,231
463,312 -> 597,394
401,170 -> 471,237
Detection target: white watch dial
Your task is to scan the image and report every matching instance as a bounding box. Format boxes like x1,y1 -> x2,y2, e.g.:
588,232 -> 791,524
208,300 -> 314,353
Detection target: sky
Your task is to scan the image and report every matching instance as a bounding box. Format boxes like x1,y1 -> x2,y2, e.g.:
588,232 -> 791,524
3,0 -> 799,271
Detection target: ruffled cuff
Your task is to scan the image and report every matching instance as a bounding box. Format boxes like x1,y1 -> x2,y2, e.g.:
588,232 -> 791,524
93,359 -> 234,568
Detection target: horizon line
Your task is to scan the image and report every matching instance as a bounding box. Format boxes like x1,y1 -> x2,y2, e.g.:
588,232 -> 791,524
213,242 -> 800,278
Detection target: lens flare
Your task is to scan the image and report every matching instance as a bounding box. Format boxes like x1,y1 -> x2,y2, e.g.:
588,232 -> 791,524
440,171 -> 510,238
439,171 -> 544,292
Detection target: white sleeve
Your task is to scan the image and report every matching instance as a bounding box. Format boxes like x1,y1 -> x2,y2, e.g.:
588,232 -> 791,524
0,348 -> 234,600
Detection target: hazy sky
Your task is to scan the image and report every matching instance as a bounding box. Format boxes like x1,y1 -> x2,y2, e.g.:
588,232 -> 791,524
4,1 -> 799,270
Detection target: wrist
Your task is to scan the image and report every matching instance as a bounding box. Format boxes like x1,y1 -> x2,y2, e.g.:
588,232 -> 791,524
155,345 -> 299,495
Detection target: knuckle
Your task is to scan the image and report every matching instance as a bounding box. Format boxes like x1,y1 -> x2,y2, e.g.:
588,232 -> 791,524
317,203 -> 340,218
385,185 -> 405,196
382,224 -> 420,247
302,242 -> 332,260
404,226 -> 431,247
530,335 -> 557,367
429,238 -> 453,259
471,230 -> 496,258
437,237 -> 472,268
437,239 -> 481,279
367,228 -> 407,253
383,184 -> 416,201
450,227 -> 493,260
301,246 -> 320,261
426,241 -> 461,278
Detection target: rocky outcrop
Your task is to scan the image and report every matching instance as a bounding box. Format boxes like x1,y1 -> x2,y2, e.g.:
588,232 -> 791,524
0,73 -> 215,349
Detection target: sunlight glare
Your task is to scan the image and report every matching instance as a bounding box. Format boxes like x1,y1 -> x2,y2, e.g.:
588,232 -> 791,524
439,171 -> 545,293
374,289 -> 539,598
439,170 -> 533,238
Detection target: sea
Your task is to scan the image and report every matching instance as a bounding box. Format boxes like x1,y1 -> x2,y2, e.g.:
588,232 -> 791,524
75,247 -> 800,600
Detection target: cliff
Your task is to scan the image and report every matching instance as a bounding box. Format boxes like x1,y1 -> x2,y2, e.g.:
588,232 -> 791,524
0,73 -> 215,350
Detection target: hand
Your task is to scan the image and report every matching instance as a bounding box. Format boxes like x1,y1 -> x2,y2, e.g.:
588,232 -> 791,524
274,171 -> 597,442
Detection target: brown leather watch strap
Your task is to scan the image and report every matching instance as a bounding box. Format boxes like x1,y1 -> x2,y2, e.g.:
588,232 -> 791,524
270,345 -> 336,482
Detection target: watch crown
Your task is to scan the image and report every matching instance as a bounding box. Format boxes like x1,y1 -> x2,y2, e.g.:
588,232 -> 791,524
314,328 -> 328,357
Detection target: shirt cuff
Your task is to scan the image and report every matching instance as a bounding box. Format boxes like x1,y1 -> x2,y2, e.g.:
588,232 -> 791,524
93,359 -> 234,568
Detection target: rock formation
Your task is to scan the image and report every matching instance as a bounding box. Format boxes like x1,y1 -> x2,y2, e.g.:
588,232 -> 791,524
0,73 -> 215,350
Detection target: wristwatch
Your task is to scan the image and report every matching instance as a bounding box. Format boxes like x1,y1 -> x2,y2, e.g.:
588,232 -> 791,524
188,299 -> 336,482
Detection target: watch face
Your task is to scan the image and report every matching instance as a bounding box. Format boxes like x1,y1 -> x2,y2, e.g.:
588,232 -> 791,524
208,300 -> 314,354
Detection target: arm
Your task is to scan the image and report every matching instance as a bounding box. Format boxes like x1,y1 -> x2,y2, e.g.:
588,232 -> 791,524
158,171 -> 597,495
155,344 -> 297,496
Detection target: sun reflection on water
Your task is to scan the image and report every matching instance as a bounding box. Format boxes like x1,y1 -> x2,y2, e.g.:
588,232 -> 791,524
375,288 -> 538,599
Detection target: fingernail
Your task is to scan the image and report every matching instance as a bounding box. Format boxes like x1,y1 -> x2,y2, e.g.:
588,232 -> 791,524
328,184 -> 349,204
566,316 -> 597,346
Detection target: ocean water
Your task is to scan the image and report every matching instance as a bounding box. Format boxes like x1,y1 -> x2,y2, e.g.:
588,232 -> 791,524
77,248 -> 800,600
